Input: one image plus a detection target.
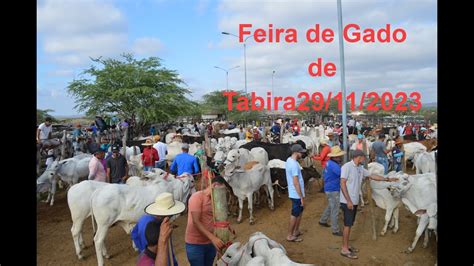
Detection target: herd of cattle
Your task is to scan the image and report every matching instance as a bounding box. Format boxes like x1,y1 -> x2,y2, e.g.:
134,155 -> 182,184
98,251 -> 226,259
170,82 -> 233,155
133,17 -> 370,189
36,121 -> 437,266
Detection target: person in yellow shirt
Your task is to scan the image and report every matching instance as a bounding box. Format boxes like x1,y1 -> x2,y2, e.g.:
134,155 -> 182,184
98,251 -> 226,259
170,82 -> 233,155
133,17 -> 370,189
245,127 -> 253,141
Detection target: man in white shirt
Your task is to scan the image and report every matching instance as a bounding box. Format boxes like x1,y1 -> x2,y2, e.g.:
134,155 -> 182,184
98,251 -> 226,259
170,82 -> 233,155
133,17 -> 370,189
153,135 -> 168,170
347,119 -> 355,134
398,123 -> 405,137
37,117 -> 60,149
339,150 -> 398,259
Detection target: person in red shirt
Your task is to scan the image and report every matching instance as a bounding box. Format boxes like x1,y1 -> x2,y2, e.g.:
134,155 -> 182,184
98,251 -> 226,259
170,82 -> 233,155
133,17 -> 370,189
142,139 -> 159,172
404,123 -> 414,140
312,138 -> 332,192
252,127 -> 261,141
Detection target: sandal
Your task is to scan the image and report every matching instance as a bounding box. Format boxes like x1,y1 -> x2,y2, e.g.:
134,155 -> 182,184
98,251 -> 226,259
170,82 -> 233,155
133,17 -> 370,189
294,231 -> 303,237
286,237 -> 303,242
340,251 -> 358,259
349,247 -> 359,253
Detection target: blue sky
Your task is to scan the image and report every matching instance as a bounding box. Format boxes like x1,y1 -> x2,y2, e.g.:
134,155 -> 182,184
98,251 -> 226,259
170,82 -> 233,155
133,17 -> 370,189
37,0 -> 437,116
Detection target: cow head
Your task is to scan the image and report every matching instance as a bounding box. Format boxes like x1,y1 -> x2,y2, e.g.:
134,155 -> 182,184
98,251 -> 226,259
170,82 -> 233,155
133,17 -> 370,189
368,162 -> 385,176
387,175 -> 411,198
216,242 -> 243,266
224,149 -> 240,166
213,150 -> 226,166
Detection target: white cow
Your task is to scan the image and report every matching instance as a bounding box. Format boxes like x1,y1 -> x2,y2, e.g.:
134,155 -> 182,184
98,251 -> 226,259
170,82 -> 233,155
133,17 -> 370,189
121,146 -> 141,161
224,148 -> 252,168
223,162 -> 274,224
367,162 -> 403,236
250,232 -> 314,266
250,147 -> 269,166
403,142 -> 427,161
218,232 -> 314,266
166,141 -> 202,164
68,180 -> 109,259
413,151 -> 436,174
91,173 -> 195,266
68,173 -> 170,260
37,154 -> 92,206
388,173 -> 437,253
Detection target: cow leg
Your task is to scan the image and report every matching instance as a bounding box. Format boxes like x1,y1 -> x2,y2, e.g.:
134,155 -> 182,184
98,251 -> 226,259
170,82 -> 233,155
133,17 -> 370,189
71,220 -> 85,259
265,183 -> 275,210
381,207 -> 395,236
94,225 -> 110,266
79,232 -> 85,249
422,228 -> 430,248
247,193 -> 255,225
50,178 -> 57,206
391,207 -> 400,233
359,190 -> 365,207
406,215 -> 429,253
237,198 -> 244,224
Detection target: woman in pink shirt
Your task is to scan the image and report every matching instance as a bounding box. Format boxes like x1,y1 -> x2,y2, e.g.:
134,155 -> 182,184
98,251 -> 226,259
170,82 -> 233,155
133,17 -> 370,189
88,149 -> 107,182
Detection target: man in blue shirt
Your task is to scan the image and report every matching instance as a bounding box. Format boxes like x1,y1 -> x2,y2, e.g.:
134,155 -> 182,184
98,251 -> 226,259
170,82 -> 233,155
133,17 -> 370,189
285,144 -> 306,242
319,146 -> 346,236
133,192 -> 185,266
170,143 -> 200,176
371,134 -> 390,174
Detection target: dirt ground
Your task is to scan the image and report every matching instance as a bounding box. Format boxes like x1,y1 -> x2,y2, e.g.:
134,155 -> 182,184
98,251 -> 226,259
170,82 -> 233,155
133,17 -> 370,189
37,177 -> 437,266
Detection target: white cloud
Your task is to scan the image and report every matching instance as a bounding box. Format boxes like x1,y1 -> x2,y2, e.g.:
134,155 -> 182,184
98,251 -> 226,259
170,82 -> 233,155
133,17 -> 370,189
132,37 -> 164,56
196,0 -> 211,15
46,69 -> 74,77
37,0 -> 128,67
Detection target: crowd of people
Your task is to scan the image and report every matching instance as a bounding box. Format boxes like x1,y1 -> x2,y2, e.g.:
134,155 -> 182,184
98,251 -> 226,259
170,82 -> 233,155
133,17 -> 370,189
37,114 -> 437,264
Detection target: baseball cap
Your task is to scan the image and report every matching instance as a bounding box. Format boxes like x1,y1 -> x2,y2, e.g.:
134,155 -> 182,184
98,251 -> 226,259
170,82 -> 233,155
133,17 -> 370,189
112,145 -> 120,152
352,149 -> 366,158
182,143 -> 190,150
291,144 -> 307,153
357,134 -> 364,139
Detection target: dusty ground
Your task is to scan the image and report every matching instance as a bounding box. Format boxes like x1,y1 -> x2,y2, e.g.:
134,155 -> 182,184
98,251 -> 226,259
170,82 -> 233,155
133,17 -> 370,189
37,176 -> 437,266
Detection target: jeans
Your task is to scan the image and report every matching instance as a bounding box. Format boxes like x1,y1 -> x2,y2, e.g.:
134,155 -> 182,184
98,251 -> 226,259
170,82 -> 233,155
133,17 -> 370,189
376,156 -> 389,174
155,160 -> 166,170
185,243 -> 216,266
394,162 -> 402,172
320,191 -> 340,233
143,166 -> 153,171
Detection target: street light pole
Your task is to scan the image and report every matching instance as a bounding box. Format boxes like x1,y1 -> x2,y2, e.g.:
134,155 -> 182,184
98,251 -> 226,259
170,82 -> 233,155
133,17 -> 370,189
272,70 -> 276,95
222,32 -> 253,95
337,0 -> 348,163
214,65 -> 240,91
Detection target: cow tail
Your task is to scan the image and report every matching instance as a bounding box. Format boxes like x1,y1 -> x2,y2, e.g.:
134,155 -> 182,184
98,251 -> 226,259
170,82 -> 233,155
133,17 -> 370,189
134,146 -> 137,156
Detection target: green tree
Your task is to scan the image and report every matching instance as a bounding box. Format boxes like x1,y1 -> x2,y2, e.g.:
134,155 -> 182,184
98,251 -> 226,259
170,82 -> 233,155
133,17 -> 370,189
67,54 -> 197,133
199,90 -> 260,122
37,109 -> 58,124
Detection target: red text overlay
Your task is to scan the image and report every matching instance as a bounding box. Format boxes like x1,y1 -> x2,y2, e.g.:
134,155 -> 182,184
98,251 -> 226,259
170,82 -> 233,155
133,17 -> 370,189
223,91 -> 422,112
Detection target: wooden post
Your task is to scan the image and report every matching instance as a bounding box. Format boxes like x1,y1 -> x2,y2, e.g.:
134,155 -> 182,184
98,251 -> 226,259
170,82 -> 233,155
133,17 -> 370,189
122,127 -> 128,159
60,130 -> 66,160
367,179 -> 377,241
401,142 -> 406,172
210,171 -> 230,256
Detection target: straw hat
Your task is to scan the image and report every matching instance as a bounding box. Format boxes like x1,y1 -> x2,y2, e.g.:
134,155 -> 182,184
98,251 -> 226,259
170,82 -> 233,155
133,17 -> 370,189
326,132 -> 334,137
142,139 -> 153,146
429,126 -> 436,131
320,137 -> 329,145
144,192 -> 185,216
153,135 -> 161,142
328,146 -> 346,157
